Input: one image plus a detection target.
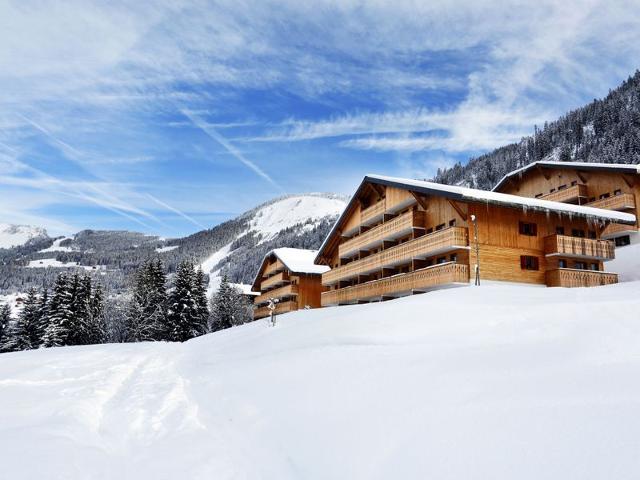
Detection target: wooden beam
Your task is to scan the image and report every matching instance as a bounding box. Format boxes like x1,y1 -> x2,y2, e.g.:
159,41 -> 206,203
370,182 -> 385,199
447,199 -> 468,222
622,174 -> 636,188
536,164 -> 551,180
576,170 -> 588,183
411,191 -> 429,210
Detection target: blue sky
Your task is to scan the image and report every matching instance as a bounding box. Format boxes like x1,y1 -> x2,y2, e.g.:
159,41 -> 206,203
1,0 -> 639,237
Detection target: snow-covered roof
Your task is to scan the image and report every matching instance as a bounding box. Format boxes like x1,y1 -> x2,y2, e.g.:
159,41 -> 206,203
315,174 -> 637,263
231,283 -> 259,296
252,248 -> 330,290
492,161 -> 640,192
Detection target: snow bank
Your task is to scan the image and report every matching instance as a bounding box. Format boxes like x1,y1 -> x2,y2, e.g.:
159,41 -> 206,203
26,258 -> 105,270
2,281 -> 640,479
155,245 -> 179,253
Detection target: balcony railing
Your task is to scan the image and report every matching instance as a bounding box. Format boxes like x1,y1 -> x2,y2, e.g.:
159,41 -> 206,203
545,268 -> 618,288
260,271 -> 290,290
339,210 -> 426,259
324,226 -> 469,286
544,234 -> 615,260
254,283 -> 298,306
360,199 -> 386,226
602,222 -> 638,239
254,300 -> 298,320
322,262 -> 469,306
263,259 -> 285,277
586,193 -> 636,211
541,184 -> 588,203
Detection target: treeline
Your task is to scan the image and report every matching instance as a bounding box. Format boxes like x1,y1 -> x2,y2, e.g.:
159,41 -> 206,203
0,259 -> 253,354
433,70 -> 640,189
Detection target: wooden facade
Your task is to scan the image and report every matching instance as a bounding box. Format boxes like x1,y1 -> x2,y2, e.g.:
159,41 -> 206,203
493,161 -> 640,245
251,248 -> 327,320
314,175 -> 636,305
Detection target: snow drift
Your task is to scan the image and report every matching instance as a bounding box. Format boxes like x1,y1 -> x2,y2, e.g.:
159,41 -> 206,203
2,273 -> 640,478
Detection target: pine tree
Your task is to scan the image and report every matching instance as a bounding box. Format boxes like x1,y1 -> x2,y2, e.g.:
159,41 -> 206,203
126,259 -> 167,341
36,289 -> 49,347
194,267 -> 210,334
69,274 -> 91,345
43,274 -> 74,347
3,288 -> 41,352
210,275 -> 252,332
166,260 -> 203,342
87,283 -> 106,344
0,303 -> 13,352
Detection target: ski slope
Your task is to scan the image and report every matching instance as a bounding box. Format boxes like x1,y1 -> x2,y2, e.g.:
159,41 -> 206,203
1,273 -> 640,478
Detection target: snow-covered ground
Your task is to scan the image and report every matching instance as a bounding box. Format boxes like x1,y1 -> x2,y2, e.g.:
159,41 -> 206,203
38,236 -> 75,253
0,223 -> 48,249
155,245 -> 179,253
2,261 -> 640,478
25,258 -> 105,270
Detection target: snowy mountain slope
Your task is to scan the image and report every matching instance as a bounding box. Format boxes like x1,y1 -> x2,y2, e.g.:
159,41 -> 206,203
1,279 -> 640,479
0,223 -> 48,249
196,193 -> 347,294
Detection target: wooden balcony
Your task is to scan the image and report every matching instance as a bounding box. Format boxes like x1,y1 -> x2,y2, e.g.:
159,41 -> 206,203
339,210 -> 426,259
324,226 -> 468,286
254,300 -> 298,320
322,262 -> 469,306
263,259 -> 285,277
602,222 -> 638,239
540,184 -> 588,203
544,234 -> 615,260
360,199 -> 386,226
545,269 -> 618,288
254,283 -> 298,306
586,193 -> 636,211
260,271 -> 290,290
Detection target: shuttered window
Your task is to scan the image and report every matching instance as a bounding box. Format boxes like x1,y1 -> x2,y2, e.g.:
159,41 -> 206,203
519,222 -> 537,236
520,256 -> 539,271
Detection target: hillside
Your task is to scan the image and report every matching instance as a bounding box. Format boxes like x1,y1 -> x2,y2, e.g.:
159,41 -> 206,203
0,223 -> 48,249
0,194 -> 347,295
433,70 -> 640,189
1,244 -> 639,478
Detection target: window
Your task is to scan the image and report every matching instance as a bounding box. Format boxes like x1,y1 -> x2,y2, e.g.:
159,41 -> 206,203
590,263 -> 599,271
574,262 -> 587,270
550,188 -> 556,193
426,227 -> 433,234
520,255 -> 539,271
519,222 -> 537,236
599,193 -> 610,200
588,230 -> 596,239
435,223 -> 445,231
614,189 -> 622,196
450,253 -> 457,262
449,219 -> 456,227
558,184 -> 567,190
437,256 -> 447,264
558,259 -> 568,268
589,197 -> 596,203
572,229 -> 585,238
425,259 -> 434,267
615,235 -> 631,247
571,180 -> 578,186
556,226 -> 565,235
535,193 -> 543,198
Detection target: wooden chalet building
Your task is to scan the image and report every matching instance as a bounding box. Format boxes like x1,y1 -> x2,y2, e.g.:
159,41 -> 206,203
313,174 -> 636,306
251,248 -> 329,320
493,161 -> 640,246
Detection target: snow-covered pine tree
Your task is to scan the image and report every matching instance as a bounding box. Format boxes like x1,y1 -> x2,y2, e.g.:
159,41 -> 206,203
126,259 -> 167,341
36,288 -> 49,346
194,267 -> 210,334
86,283 -> 106,344
166,260 -> 203,342
210,275 -> 251,331
0,303 -> 13,352
43,273 -> 74,347
69,274 -> 91,345
2,288 -> 40,352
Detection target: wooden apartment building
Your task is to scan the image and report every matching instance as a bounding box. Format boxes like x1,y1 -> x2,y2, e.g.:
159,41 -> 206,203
251,248 -> 328,320
493,161 -> 640,246
313,174 -> 636,306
